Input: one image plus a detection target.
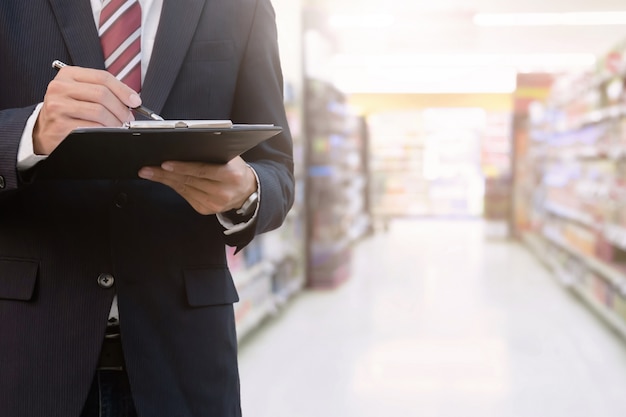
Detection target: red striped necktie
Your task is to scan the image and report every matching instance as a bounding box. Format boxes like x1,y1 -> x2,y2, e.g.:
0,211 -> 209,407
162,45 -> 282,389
98,0 -> 142,92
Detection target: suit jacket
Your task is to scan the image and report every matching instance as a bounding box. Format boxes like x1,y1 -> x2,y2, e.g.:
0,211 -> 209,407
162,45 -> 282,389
0,1 -> 294,416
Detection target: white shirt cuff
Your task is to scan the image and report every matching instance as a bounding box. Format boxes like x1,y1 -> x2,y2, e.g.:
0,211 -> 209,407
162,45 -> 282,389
217,165 -> 260,236
17,103 -> 48,170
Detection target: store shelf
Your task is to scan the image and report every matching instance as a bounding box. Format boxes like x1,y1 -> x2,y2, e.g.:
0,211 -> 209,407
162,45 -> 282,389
273,273 -> 305,306
522,232 -> 559,272
234,266 -> 277,341
523,232 -> 626,341
544,201 -> 596,228
604,223 -> 626,252
236,297 -> 276,341
231,261 -> 274,289
556,104 -> 626,132
570,282 -> 626,341
541,230 -> 626,290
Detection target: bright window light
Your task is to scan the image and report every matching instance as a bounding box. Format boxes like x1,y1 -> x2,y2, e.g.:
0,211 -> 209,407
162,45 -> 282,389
474,11 -> 626,26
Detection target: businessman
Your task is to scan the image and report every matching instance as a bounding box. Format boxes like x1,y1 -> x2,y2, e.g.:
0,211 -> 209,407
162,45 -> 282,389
0,0 -> 294,416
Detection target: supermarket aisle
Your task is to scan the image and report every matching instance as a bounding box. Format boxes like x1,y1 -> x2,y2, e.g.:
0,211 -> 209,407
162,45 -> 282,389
238,219 -> 626,417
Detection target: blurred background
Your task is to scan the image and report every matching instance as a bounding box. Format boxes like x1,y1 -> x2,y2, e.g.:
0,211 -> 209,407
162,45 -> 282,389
230,1 -> 626,416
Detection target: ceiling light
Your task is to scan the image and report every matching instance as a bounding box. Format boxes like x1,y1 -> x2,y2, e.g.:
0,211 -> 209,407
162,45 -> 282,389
331,66 -> 518,94
474,11 -> 626,26
328,14 -> 395,29
330,53 -> 596,70
327,53 -> 597,94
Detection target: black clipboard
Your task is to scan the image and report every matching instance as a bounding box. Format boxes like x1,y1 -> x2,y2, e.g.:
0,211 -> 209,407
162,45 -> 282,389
33,124 -> 282,180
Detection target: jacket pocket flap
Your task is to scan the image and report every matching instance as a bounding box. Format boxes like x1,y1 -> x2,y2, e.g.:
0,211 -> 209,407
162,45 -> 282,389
0,258 -> 38,301
184,266 -> 239,307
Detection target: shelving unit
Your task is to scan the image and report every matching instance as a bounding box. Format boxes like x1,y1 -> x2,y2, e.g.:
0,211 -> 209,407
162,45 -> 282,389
229,99 -> 307,339
482,112 -> 514,237
515,44 -> 626,340
304,78 -> 372,289
230,210 -> 307,341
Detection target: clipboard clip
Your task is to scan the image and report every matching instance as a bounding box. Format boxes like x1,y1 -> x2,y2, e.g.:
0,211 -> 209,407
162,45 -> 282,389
121,121 -> 189,128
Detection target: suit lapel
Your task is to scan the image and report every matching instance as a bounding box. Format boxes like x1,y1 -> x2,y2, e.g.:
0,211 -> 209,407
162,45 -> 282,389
47,0 -> 206,113
141,0 -> 207,114
47,0 -> 105,69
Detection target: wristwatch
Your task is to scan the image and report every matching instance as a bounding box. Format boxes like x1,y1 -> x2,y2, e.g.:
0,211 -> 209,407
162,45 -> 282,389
236,191 -> 259,217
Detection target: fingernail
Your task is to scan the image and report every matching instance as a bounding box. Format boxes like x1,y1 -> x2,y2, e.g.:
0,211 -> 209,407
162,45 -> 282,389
138,168 -> 153,179
129,93 -> 142,108
128,111 -> 135,122
162,162 -> 174,172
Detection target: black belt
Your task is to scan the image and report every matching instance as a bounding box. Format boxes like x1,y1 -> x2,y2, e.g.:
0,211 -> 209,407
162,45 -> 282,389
97,325 -> 125,371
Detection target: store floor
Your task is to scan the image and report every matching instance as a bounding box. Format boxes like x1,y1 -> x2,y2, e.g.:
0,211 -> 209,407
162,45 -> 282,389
238,218 -> 626,417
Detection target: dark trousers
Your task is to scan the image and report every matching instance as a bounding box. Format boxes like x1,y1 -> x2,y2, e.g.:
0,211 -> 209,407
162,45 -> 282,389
80,370 -> 138,417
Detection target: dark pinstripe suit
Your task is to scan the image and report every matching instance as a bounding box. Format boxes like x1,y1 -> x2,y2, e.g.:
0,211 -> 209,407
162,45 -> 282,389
0,1 -> 294,416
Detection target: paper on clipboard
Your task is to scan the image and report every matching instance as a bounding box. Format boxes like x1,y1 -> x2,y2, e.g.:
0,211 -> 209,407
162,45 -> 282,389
125,120 -> 234,129
33,121 -> 282,180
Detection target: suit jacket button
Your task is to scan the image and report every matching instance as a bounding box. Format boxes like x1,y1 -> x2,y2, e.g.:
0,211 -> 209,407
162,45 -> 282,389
97,273 -> 115,289
114,193 -> 128,208
0,176 -> 5,189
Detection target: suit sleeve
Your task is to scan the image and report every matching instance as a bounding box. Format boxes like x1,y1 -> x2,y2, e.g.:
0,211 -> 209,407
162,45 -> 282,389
0,105 -> 38,194
224,0 -> 295,250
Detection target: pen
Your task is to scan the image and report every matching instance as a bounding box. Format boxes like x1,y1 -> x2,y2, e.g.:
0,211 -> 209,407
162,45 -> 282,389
51,60 -> 164,121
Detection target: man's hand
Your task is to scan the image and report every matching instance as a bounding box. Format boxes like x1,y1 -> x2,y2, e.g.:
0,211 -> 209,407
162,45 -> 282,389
34,66 -> 141,155
138,157 -> 258,216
